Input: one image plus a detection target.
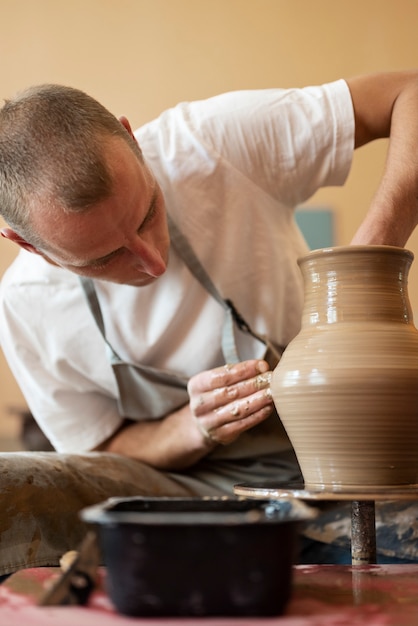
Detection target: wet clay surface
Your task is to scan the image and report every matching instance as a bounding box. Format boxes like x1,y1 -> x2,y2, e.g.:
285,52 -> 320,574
2,564 -> 418,625
272,245 -> 418,490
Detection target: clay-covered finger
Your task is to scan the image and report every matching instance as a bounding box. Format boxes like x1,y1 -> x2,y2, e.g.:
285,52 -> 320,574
213,387 -> 273,425
208,405 -> 273,446
188,359 -> 269,396
190,369 -> 272,415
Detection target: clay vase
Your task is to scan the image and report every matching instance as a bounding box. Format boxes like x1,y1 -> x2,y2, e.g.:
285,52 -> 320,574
271,245 -> 418,491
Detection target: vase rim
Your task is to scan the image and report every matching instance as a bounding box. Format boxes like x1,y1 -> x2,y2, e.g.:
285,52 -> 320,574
299,244 -> 414,263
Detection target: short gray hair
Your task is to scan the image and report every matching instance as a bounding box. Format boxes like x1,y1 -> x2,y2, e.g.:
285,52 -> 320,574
0,83 -> 142,246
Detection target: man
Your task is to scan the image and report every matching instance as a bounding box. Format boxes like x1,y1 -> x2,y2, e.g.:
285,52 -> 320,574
0,71 -> 418,575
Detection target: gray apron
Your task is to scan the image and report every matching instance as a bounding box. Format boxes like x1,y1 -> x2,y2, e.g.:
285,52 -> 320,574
80,215 -> 292,459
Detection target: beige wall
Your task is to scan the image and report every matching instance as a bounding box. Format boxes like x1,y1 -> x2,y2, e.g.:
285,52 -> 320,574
1,0 -> 418,434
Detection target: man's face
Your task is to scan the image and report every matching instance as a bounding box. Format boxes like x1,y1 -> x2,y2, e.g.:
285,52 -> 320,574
31,138 -> 170,286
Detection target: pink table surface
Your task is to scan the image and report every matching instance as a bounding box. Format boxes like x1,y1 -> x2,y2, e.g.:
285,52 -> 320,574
1,564 -> 418,625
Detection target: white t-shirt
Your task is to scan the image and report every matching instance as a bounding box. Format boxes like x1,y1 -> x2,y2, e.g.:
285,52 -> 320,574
0,80 -> 354,452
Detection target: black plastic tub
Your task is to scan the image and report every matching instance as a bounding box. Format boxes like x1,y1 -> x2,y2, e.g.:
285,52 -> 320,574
80,495 -> 314,617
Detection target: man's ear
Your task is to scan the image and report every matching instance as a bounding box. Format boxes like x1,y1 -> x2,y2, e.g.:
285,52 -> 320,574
119,115 -> 134,137
0,227 -> 41,255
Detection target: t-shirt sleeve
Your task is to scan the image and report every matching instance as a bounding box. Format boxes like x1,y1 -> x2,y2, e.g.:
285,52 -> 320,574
156,79 -> 354,208
0,263 -> 123,452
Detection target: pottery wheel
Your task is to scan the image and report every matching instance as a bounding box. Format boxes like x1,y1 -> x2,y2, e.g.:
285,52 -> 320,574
234,480 -> 418,565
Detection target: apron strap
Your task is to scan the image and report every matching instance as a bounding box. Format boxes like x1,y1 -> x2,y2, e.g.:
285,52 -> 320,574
167,214 -> 284,365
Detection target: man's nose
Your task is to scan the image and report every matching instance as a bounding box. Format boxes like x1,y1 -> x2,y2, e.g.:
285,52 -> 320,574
128,239 -> 166,277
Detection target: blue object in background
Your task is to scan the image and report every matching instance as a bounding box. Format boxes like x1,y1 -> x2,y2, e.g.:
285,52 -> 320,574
295,208 -> 334,250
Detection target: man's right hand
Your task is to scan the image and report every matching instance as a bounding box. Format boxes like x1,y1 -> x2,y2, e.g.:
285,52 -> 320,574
188,359 -> 274,446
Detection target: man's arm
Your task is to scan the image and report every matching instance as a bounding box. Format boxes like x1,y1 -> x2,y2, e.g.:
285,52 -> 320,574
95,359 -> 273,470
347,70 -> 418,246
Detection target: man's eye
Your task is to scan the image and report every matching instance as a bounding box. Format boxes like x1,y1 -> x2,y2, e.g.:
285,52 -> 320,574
89,254 -> 118,270
138,196 -> 158,232
91,259 -> 110,270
